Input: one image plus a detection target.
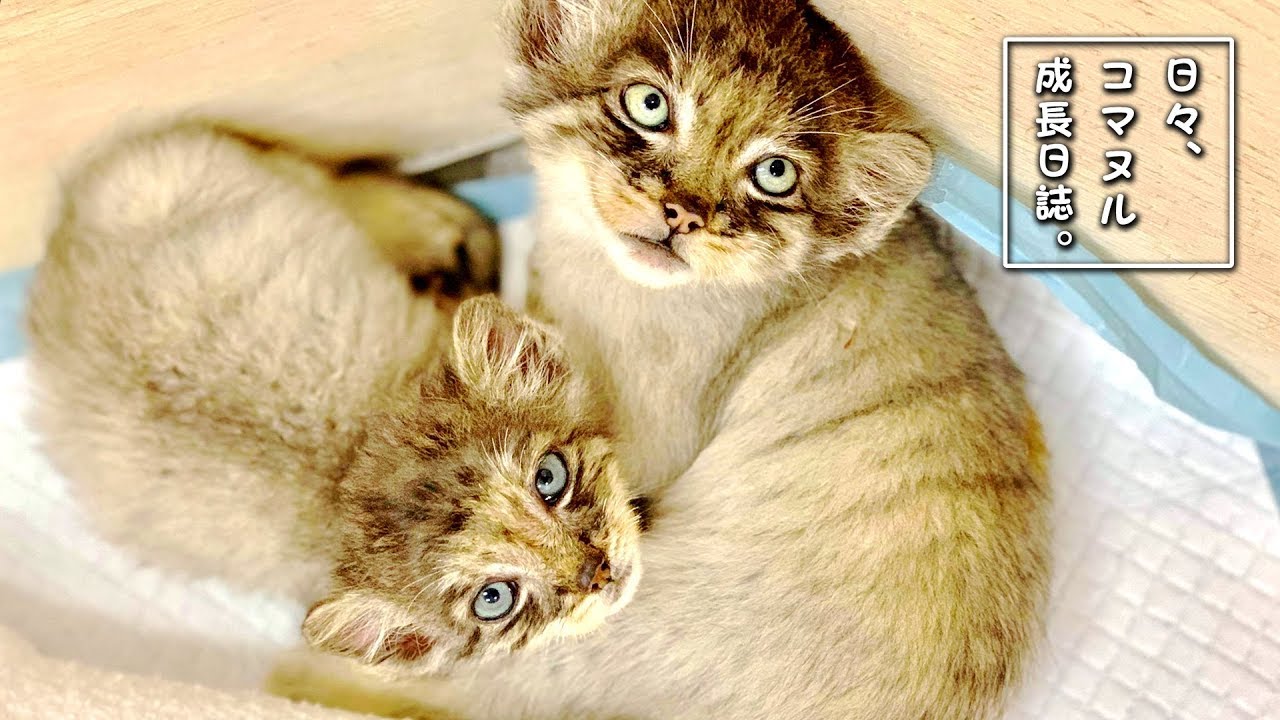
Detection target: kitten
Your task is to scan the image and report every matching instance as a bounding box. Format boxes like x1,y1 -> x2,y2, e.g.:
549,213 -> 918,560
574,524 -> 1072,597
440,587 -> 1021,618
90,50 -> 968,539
283,1 -> 1049,718
25,121 -> 489,599
23,124 -> 642,673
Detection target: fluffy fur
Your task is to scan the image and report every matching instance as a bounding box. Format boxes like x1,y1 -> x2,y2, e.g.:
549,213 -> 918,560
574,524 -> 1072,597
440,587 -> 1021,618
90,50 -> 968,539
308,295 -> 643,674
24,124 -> 642,674
281,1 -> 1049,718
25,122 -> 488,598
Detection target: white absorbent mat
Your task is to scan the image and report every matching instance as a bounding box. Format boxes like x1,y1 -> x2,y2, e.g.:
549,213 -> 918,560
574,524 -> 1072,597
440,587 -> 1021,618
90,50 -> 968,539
0,222 -> 1277,718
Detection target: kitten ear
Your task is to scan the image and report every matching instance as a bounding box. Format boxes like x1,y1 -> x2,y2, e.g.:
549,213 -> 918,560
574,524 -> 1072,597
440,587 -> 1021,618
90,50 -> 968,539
833,131 -> 934,252
302,590 -> 438,669
502,0 -> 614,66
450,295 -> 567,401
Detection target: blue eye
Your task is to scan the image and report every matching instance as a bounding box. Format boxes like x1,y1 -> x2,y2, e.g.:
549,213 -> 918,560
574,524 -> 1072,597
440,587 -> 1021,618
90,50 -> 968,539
535,452 -> 569,505
473,580 -> 518,621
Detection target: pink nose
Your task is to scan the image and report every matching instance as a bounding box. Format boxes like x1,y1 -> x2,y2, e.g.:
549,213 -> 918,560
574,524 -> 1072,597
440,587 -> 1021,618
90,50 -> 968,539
664,203 -> 704,234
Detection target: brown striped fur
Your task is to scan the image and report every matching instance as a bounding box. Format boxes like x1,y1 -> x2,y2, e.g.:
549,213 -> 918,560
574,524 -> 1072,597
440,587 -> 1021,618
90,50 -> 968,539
280,2 -> 1050,718
307,296 -> 643,675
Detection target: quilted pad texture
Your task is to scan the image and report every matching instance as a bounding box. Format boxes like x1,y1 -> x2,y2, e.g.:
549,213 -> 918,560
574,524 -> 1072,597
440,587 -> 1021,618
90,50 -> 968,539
0,220 -> 1276,717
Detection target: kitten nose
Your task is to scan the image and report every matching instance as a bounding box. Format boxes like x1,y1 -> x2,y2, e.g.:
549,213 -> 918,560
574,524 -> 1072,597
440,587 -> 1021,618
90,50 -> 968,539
664,203 -> 704,234
577,549 -> 612,593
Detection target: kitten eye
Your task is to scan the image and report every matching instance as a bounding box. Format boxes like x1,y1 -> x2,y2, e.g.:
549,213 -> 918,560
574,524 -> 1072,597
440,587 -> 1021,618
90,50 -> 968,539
622,84 -> 670,130
752,157 -> 799,196
534,452 -> 569,505
473,580 -> 518,621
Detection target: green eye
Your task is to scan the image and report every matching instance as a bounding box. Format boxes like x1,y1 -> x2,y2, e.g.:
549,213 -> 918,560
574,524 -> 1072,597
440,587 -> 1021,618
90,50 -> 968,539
622,84 -> 670,130
752,157 -> 798,196
473,581 -> 518,621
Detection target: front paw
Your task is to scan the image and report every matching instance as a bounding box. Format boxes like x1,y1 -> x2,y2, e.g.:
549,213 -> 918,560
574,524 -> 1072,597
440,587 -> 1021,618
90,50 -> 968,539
406,221 -> 498,312
336,174 -> 500,307
267,649 -> 465,720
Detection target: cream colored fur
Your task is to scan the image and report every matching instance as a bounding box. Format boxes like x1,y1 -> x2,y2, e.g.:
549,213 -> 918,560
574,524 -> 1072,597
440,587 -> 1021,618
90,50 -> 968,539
276,1 -> 1049,717
25,122 -> 495,601
312,170 -> 1048,720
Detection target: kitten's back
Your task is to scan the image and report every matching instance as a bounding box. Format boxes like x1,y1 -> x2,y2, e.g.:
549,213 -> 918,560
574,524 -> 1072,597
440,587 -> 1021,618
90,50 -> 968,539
25,124 -> 465,599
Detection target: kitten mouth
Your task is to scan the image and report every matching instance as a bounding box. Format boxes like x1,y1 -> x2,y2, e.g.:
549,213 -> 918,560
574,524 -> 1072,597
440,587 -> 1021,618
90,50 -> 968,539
619,231 -> 667,246
616,232 -> 688,273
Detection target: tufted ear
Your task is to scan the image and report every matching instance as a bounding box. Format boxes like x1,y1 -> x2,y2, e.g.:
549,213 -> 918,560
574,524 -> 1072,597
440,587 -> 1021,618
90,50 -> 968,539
829,130 -> 934,254
302,590 -> 440,670
450,295 -> 568,403
843,131 -> 933,214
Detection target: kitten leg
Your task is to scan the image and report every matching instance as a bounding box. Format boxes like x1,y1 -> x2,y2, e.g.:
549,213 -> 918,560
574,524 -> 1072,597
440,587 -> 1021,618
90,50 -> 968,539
267,650 -> 466,720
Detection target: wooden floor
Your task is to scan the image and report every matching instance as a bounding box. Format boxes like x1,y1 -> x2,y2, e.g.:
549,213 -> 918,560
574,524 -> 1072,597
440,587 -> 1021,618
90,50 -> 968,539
1,0 -> 1276,404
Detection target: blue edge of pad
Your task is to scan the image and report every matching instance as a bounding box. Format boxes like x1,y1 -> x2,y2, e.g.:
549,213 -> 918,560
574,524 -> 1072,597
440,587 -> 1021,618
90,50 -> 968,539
3,159 -> 1276,504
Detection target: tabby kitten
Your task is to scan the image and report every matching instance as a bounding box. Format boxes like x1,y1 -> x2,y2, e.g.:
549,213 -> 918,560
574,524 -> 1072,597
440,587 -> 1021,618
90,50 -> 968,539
24,124 -> 642,673
303,295 -> 643,673
282,1 -> 1049,718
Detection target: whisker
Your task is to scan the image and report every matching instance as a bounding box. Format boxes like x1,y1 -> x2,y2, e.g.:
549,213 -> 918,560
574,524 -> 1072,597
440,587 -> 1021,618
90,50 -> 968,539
661,0 -> 686,55
686,0 -> 698,58
643,18 -> 680,62
758,229 -> 823,304
406,577 -> 436,614
792,77 -> 861,117
638,0 -> 680,60
784,130 -> 856,139
797,106 -> 882,123
398,569 -> 435,601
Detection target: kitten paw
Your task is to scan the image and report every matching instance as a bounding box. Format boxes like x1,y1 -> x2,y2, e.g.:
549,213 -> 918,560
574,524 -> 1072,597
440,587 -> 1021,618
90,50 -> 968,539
336,174 -> 499,308
267,650 -> 463,720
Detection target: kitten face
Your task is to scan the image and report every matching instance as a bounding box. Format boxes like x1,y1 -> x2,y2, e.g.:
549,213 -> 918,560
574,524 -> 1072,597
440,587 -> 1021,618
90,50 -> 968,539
503,0 -> 933,289
303,297 -> 642,676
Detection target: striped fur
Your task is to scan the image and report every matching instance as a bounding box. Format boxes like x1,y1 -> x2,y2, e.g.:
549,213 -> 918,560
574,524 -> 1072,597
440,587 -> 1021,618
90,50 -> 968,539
285,2 -> 1051,718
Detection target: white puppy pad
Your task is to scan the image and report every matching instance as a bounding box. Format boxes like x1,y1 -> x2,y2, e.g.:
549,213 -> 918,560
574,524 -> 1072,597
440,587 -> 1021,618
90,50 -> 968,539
0,223 -> 1275,717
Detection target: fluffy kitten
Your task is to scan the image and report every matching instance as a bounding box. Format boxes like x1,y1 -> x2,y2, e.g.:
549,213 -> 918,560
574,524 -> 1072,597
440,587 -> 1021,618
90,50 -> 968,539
304,295 -> 643,673
24,124 -> 642,672
26,122 -> 489,599
282,1 -> 1049,718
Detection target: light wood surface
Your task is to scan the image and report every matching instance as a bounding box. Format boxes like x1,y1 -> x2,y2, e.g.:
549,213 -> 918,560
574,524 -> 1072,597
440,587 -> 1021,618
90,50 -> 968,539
817,0 -> 1279,403
0,0 -> 512,269
1,0 -> 1276,403
1005,41 -> 1232,265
